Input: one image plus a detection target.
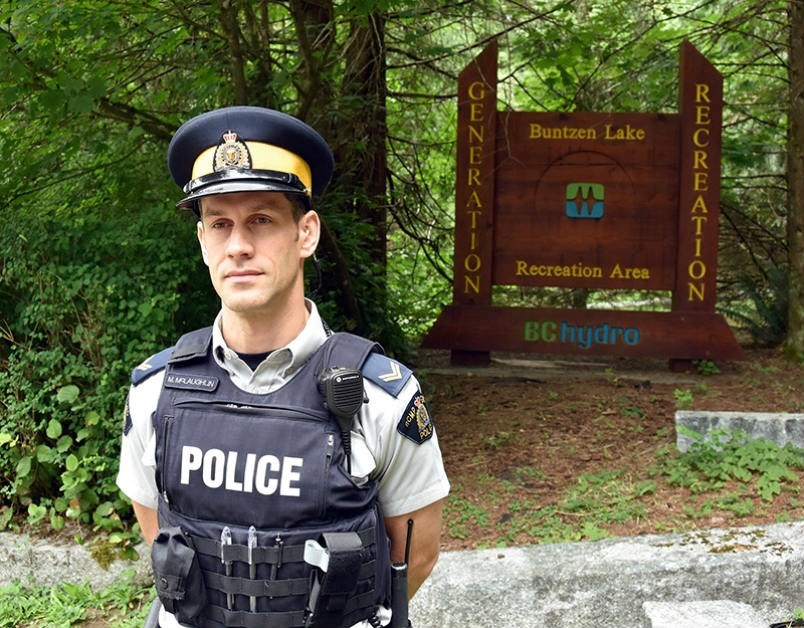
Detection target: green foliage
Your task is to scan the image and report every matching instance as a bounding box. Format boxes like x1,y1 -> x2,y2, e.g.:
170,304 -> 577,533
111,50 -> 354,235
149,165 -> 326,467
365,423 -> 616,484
483,430 -> 513,449
673,388 -> 694,410
446,425 -> 804,548
445,468 -> 653,546
694,360 -> 721,376
721,262 -> 789,346
443,491 -> 491,541
561,470 -> 649,524
0,201 -> 214,544
0,570 -> 154,628
386,228 -> 451,344
315,206 -> 411,355
496,469 -> 652,545
657,428 -> 804,501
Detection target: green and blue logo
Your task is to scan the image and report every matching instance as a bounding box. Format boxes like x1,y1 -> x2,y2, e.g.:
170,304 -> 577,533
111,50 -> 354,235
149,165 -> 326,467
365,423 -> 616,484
566,182 -> 604,219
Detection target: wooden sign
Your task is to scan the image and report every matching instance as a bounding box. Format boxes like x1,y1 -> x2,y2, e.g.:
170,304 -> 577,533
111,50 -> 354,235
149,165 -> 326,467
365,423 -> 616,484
423,40 -> 743,366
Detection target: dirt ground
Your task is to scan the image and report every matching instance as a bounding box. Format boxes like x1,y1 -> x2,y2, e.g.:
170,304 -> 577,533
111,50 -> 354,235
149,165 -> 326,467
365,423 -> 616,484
413,347 -> 804,551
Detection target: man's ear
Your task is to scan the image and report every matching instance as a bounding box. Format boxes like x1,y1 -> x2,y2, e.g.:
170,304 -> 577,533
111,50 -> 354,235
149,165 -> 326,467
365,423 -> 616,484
197,221 -> 209,266
299,210 -> 320,258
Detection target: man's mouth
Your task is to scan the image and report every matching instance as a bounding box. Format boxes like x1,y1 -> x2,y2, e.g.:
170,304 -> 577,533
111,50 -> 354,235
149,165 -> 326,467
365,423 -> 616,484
225,269 -> 262,279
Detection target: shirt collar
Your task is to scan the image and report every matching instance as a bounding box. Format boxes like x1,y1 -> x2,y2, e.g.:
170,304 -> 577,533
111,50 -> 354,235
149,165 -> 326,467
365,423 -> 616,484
211,300 -> 329,390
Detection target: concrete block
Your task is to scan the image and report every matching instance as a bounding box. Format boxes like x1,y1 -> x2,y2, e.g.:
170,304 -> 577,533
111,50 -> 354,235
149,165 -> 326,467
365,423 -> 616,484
410,521 -> 804,627
0,533 -> 151,590
642,600 -> 768,628
675,411 -> 804,452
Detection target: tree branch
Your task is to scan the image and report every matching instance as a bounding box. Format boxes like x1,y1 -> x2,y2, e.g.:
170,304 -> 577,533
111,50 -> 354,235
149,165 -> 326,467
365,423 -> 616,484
219,0 -> 248,104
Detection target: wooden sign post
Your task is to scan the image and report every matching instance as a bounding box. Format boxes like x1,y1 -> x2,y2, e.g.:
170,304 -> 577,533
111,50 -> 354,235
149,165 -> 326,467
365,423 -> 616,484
423,40 -> 743,367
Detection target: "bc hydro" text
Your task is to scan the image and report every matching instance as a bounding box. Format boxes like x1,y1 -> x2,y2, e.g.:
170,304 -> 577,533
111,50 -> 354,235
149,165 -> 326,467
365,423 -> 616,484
524,321 -> 640,349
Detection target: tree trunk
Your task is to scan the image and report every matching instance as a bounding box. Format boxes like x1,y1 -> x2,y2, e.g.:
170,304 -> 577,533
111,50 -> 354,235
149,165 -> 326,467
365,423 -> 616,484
332,13 -> 389,336
785,0 -> 804,361
219,0 -> 249,104
339,13 -> 388,272
290,3 -> 390,337
287,0 -> 367,331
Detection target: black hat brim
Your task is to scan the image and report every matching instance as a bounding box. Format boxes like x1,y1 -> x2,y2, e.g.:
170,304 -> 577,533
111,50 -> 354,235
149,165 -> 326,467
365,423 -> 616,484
177,168 -> 310,209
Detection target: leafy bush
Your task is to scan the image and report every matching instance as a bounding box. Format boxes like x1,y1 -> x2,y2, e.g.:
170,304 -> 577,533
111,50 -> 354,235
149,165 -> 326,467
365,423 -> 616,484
658,427 -> 804,501
0,203 -> 215,545
720,261 -> 789,346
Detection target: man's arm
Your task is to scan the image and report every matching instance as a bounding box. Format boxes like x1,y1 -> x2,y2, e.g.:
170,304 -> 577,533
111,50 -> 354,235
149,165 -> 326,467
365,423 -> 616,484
132,500 -> 159,546
384,498 -> 445,598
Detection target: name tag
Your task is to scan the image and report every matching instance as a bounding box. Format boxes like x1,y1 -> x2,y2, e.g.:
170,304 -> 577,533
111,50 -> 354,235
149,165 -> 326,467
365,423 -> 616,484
164,373 -> 219,392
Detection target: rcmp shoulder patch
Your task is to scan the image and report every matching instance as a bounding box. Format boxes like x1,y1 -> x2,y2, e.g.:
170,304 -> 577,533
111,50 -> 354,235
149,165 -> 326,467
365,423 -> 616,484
362,353 -> 412,398
122,392 -> 133,436
131,346 -> 174,386
397,392 -> 434,445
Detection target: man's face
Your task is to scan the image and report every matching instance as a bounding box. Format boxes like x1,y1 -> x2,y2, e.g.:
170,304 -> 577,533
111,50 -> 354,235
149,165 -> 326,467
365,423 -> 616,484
196,191 -> 318,318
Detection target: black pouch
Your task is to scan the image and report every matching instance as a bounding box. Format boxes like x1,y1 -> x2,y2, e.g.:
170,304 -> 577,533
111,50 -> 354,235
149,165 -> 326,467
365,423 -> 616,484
151,526 -> 207,623
305,532 -> 364,628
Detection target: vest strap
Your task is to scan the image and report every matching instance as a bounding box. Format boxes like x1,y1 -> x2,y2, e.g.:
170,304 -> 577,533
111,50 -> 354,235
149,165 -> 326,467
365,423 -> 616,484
200,590 -> 379,628
319,332 -> 381,373
203,573 -> 309,598
201,606 -> 306,628
204,561 -> 377,599
192,528 -> 375,567
194,537 -> 304,565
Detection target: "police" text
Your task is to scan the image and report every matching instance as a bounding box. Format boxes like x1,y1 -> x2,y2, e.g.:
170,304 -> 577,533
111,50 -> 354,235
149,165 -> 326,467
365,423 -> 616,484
180,446 -> 303,496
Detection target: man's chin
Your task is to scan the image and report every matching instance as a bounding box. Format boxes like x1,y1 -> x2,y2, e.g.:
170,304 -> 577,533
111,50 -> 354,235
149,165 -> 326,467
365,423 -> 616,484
221,296 -> 271,315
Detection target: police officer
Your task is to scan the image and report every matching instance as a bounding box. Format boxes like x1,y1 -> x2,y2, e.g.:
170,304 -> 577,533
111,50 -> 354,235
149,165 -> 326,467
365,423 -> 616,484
116,106 -> 450,628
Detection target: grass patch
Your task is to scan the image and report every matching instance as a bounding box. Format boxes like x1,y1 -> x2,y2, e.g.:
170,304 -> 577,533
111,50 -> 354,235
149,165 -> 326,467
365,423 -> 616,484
445,468 -> 655,547
444,428 -> 804,549
0,570 -> 153,628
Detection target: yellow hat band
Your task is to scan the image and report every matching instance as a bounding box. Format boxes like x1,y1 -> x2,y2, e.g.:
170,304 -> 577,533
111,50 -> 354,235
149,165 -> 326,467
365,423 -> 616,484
191,140 -> 313,195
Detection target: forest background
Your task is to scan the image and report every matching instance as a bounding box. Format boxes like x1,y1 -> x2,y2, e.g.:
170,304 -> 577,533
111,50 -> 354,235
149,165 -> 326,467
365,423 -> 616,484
0,0 -> 803,564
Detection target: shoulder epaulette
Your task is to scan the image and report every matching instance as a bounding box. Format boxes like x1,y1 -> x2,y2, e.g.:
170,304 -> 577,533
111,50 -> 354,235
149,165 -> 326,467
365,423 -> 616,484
131,346 -> 174,386
362,353 -> 413,398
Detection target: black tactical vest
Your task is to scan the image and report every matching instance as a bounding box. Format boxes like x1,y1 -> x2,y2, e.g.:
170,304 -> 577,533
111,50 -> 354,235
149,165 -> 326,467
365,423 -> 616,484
150,328 -> 391,628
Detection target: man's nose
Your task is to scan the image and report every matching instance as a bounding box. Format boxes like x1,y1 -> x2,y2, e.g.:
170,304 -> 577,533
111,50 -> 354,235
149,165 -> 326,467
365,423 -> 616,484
226,224 -> 254,257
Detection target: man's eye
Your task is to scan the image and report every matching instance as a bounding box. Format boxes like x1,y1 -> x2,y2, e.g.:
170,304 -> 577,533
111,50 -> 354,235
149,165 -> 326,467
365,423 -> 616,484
252,215 -> 272,225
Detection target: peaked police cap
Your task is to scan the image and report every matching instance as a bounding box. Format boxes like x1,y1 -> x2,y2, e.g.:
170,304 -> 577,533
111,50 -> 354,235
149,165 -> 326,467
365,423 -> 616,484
167,106 -> 334,210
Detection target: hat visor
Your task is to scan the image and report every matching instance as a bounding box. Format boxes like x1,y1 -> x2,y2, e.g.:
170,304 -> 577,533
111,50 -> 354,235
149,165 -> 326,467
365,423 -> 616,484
176,169 -> 310,210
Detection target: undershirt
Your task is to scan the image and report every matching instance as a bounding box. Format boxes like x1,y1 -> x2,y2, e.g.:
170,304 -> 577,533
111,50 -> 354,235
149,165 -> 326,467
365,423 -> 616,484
236,350 -> 273,371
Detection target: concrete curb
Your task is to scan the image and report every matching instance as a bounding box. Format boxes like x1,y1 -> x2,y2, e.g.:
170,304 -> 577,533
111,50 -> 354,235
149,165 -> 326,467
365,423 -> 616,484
676,411 -> 804,452
409,521 -> 804,627
0,532 -> 152,590
3,521 -> 803,627
642,600 -> 768,628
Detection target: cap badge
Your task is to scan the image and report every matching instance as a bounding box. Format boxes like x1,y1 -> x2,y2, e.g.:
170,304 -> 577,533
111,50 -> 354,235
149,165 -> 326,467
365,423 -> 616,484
214,130 -> 251,171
